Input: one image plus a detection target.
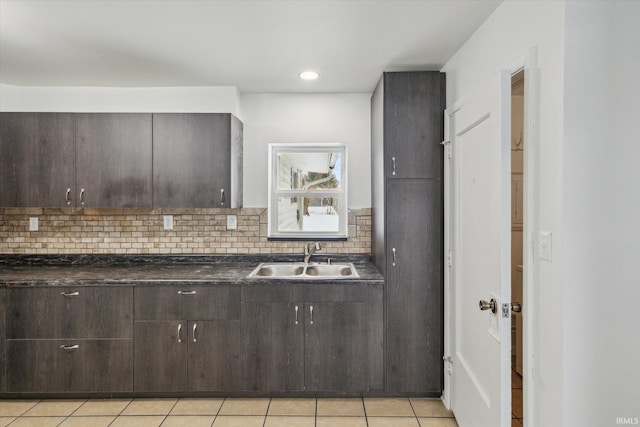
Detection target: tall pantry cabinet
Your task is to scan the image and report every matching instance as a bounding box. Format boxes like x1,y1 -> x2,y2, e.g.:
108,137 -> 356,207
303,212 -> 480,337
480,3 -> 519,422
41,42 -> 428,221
371,71 -> 445,394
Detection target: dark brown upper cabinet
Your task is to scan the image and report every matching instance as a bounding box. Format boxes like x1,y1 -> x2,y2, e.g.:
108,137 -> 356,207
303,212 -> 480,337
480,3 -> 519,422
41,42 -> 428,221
1,112 -> 243,208
75,113 -> 153,208
382,72 -> 445,180
153,113 -> 243,208
0,113 -> 75,207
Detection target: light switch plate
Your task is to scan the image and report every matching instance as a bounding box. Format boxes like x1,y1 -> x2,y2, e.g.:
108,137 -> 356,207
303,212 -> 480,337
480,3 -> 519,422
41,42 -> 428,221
539,231 -> 552,261
226,215 -> 237,230
163,215 -> 174,230
29,217 -> 39,231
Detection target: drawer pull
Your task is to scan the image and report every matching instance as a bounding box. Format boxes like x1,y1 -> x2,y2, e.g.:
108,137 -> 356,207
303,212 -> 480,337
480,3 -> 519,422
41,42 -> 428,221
294,305 -> 299,325
61,291 -> 79,297
192,323 -> 197,343
178,290 -> 197,296
177,323 -> 183,343
65,188 -> 71,205
309,305 -> 314,325
392,156 -> 397,176
60,344 -> 79,351
220,188 -> 225,206
79,188 -> 85,206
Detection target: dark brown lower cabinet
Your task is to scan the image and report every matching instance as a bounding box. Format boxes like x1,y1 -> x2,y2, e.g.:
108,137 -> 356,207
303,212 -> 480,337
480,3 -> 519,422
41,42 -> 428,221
241,285 -> 377,393
304,302 -> 368,392
134,320 -> 241,392
7,339 -> 132,392
385,179 -> 444,393
241,302 -> 305,392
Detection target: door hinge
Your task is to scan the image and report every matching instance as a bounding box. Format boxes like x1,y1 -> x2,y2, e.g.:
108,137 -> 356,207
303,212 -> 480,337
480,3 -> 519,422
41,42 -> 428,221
502,303 -> 511,318
441,140 -> 452,159
443,355 -> 453,375
447,250 -> 453,268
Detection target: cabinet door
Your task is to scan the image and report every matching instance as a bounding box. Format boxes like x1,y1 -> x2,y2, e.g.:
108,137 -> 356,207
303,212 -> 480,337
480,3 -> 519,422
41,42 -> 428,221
7,340 -> 84,392
386,179 -> 444,393
7,339 -> 132,393
75,113 -> 152,208
187,320 -> 241,391
0,112 -> 75,207
8,287 -> 133,339
241,302 -> 304,392
135,285 -> 240,321
304,302 -> 368,392
134,321 -> 186,392
153,113 -> 233,207
383,72 -> 445,180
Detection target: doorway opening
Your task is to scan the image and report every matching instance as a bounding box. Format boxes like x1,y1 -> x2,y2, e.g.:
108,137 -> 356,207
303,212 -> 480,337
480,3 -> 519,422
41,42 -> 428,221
510,69 -> 525,426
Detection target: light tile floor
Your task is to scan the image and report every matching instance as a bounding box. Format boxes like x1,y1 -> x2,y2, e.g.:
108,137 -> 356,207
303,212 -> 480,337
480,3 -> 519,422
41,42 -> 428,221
0,397 -> 458,427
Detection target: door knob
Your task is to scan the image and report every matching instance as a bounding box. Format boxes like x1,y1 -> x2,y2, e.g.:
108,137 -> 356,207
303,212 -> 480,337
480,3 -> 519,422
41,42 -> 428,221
511,302 -> 522,313
479,298 -> 497,314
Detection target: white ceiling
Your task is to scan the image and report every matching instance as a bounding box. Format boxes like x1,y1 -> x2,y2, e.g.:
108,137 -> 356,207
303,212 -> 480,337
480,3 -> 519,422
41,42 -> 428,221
0,0 -> 502,93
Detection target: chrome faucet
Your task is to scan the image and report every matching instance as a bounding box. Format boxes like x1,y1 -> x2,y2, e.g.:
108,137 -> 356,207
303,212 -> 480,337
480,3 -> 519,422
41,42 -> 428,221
303,241 -> 321,264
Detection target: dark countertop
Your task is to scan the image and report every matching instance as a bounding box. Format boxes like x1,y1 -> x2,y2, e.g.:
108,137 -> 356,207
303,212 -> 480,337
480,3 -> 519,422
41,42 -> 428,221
0,255 -> 384,287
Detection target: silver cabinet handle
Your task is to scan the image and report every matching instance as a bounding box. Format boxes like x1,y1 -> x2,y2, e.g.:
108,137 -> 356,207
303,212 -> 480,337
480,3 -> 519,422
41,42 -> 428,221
309,305 -> 314,325
192,323 -> 197,342
220,188 -> 225,206
178,290 -> 197,296
177,323 -> 183,343
294,305 -> 299,325
392,248 -> 396,267
60,344 -> 79,351
61,291 -> 79,297
65,188 -> 71,205
79,188 -> 85,206
392,156 -> 396,176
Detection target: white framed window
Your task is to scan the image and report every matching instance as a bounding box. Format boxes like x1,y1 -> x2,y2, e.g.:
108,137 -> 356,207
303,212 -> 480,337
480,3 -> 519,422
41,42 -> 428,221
268,143 -> 348,240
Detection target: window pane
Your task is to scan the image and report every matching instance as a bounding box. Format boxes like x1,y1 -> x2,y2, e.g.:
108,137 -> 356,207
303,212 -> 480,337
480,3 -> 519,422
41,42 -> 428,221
277,152 -> 342,191
277,196 -> 340,232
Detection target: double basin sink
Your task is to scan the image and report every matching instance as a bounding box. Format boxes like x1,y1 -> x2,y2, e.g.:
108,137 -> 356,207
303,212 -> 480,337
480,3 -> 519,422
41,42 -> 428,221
247,262 -> 359,279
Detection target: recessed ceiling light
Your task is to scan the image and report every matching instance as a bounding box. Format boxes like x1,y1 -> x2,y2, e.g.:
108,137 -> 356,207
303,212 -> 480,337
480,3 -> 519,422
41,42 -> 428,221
299,70 -> 319,81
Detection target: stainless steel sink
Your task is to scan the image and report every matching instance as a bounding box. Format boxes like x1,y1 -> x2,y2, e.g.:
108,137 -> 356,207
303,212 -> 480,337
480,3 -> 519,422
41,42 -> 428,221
305,264 -> 355,277
248,262 -> 359,279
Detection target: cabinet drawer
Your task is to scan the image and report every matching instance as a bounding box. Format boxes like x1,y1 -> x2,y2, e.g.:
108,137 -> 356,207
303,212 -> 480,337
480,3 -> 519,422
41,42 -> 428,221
7,287 -> 133,339
135,285 -> 240,321
7,339 -> 133,393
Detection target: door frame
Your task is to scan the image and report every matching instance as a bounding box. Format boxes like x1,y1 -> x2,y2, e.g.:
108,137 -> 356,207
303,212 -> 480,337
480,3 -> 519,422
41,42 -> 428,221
442,47 -> 539,427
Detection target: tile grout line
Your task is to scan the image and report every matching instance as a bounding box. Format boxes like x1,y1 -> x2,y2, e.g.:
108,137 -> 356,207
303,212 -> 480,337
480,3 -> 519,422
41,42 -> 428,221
159,397 -> 182,426
262,397 -> 271,427
107,398 -> 134,427
362,396 -> 369,427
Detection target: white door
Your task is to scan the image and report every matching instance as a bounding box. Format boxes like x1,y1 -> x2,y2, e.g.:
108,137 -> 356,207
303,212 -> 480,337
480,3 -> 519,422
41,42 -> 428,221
449,71 -> 512,427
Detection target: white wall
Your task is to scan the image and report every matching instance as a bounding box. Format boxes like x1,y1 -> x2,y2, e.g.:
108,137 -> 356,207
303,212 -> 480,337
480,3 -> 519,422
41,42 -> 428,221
0,84 -> 242,116
441,1 -> 566,425
240,93 -> 371,208
563,2 -> 640,426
